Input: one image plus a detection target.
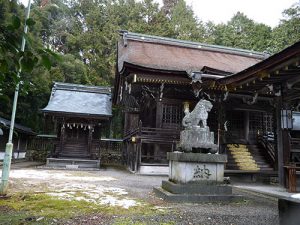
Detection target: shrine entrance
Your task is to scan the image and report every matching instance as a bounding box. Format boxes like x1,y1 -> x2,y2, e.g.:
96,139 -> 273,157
62,124 -> 89,158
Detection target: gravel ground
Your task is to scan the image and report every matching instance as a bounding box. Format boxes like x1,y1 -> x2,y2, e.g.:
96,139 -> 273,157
4,167 -> 279,225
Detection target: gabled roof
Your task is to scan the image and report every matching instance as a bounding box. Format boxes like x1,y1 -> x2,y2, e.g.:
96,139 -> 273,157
42,82 -> 112,118
211,41 -> 300,96
0,117 -> 35,135
118,31 -> 268,75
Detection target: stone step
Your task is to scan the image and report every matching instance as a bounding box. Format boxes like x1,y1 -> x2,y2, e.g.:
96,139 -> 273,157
46,158 -> 100,169
231,152 -> 251,156
228,148 -> 248,151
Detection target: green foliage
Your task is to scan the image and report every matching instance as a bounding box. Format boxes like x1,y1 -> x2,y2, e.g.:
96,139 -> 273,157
0,1 -> 58,128
212,12 -> 272,52
168,0 -> 206,41
270,2 -> 300,53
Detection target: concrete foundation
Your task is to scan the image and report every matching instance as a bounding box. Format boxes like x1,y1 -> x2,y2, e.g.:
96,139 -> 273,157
279,197 -> 300,225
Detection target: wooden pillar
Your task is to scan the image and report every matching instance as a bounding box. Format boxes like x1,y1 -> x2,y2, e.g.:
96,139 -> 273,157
134,142 -> 139,172
156,101 -> 163,128
276,96 -> 284,186
87,124 -> 93,156
59,121 -> 65,157
282,130 -> 291,165
124,112 -> 129,136
217,99 -> 226,154
98,126 -> 101,160
244,111 -> 250,142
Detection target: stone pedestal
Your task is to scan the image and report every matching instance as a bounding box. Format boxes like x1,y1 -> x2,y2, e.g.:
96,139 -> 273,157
168,152 -> 226,183
154,152 -> 241,202
179,126 -> 218,153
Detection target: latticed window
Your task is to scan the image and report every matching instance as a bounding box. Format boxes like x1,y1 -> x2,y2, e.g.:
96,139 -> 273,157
162,104 -> 183,128
227,111 -> 244,130
250,112 -> 273,137
249,112 -> 263,135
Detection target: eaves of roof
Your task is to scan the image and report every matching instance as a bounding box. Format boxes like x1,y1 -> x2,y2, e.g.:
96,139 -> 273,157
217,41 -> 300,86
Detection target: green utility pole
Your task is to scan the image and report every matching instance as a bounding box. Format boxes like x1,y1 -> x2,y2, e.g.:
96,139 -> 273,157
0,0 -> 32,195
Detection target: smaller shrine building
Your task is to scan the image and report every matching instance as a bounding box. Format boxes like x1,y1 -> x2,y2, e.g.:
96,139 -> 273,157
42,82 -> 112,160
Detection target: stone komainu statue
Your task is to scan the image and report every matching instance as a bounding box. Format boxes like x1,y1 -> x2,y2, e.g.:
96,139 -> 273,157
182,99 -> 213,128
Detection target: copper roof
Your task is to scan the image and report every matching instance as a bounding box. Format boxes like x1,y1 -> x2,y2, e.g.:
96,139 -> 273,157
42,82 -> 112,118
118,31 -> 267,75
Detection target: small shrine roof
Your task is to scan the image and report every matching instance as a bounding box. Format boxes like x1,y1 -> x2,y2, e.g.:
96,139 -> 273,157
42,82 -> 112,118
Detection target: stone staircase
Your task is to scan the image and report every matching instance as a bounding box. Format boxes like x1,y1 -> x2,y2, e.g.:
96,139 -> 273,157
247,145 -> 274,171
226,144 -> 274,171
227,144 -> 259,171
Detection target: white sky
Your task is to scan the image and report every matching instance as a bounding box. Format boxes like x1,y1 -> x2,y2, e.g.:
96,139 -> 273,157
155,0 -> 298,27
20,0 -> 297,27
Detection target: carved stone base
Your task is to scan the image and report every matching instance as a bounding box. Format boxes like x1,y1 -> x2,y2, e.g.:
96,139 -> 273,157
179,126 -> 218,152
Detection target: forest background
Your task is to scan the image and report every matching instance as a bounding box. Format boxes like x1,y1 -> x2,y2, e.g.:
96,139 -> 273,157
0,0 -> 300,137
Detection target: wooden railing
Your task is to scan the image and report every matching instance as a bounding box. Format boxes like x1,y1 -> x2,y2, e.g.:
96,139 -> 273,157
124,127 -> 140,140
138,127 -> 180,142
124,121 -> 180,143
257,134 -> 276,164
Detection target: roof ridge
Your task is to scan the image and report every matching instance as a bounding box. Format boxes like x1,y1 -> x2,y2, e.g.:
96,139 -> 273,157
119,30 -> 269,60
53,82 -> 111,94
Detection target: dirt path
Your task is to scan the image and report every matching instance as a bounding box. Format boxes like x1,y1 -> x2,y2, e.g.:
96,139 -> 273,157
1,167 -> 279,225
